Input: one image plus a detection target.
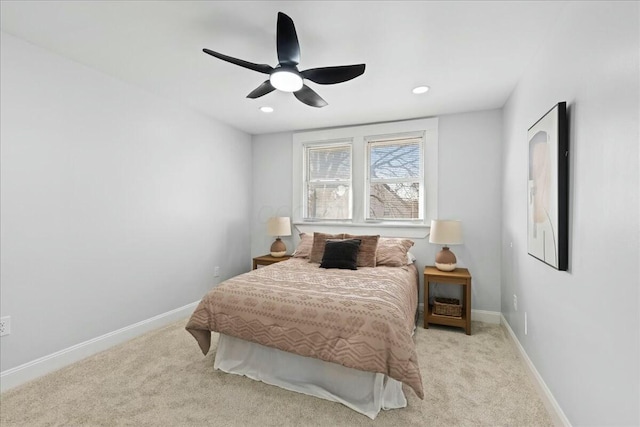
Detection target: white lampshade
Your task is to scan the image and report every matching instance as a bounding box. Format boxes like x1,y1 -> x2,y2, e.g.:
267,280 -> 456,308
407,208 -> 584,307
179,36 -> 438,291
267,217 -> 292,237
429,220 -> 463,245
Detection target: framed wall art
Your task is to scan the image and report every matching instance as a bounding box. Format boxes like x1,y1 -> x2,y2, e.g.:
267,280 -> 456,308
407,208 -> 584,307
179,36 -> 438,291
527,102 -> 568,271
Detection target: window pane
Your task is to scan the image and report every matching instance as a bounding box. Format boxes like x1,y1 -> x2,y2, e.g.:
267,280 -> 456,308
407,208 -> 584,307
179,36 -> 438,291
308,146 -> 351,181
307,183 -> 351,220
370,142 -> 420,179
369,182 -> 419,219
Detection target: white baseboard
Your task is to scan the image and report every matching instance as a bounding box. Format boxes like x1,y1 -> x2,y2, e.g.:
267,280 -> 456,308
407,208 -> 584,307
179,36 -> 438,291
0,301 -> 199,393
417,303 -> 501,324
500,314 -> 571,427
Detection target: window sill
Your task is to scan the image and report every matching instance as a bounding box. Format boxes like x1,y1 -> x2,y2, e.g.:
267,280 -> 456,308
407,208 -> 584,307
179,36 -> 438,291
292,221 -> 430,239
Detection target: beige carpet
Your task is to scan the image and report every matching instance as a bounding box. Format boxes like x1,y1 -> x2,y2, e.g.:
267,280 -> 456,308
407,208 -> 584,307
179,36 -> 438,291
0,318 -> 553,426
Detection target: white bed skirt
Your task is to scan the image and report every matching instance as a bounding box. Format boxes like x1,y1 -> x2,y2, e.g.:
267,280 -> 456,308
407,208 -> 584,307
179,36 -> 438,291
214,334 -> 407,419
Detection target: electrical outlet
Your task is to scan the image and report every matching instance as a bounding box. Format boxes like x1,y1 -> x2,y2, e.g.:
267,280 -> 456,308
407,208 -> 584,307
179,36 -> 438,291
513,294 -> 518,311
214,266 -> 220,277
525,312 -> 528,335
0,316 -> 11,337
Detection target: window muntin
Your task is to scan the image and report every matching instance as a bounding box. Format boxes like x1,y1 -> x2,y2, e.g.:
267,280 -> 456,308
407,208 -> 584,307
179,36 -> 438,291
304,142 -> 352,220
366,136 -> 424,221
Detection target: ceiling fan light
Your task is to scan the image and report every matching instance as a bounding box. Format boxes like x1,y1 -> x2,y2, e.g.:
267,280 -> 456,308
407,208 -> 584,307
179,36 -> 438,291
260,106 -> 274,113
412,86 -> 430,94
270,70 -> 303,92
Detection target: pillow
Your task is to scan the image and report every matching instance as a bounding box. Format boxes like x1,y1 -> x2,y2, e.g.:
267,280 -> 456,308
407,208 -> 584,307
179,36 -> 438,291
309,232 -> 345,263
320,239 -> 361,270
344,234 -> 380,267
376,237 -> 415,267
406,251 -> 417,265
292,233 -> 313,258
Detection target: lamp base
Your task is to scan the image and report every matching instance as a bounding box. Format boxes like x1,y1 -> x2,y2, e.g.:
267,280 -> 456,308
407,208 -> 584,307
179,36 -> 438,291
270,237 -> 287,258
435,247 -> 457,271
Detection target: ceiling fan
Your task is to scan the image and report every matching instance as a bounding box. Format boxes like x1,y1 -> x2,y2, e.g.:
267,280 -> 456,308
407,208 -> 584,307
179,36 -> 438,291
203,12 -> 366,108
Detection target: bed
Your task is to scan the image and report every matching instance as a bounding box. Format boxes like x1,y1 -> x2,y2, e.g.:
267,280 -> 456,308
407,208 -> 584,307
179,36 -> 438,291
186,233 -> 424,419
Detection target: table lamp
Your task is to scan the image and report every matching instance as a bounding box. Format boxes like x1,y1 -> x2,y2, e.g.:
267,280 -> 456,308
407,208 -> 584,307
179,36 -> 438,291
429,220 -> 463,271
267,217 -> 291,257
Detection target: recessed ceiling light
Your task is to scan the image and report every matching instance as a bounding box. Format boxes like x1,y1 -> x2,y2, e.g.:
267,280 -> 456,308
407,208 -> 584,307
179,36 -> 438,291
260,106 -> 274,113
412,86 -> 430,94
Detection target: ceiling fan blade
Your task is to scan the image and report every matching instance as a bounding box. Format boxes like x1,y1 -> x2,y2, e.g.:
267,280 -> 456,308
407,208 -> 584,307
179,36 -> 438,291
301,64 -> 366,85
294,85 -> 328,108
277,12 -> 300,66
246,80 -> 276,99
203,49 -> 273,74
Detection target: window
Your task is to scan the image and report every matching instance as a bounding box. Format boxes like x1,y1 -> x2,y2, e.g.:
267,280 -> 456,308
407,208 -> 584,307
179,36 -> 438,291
292,117 -> 438,232
366,134 -> 424,221
304,142 -> 352,220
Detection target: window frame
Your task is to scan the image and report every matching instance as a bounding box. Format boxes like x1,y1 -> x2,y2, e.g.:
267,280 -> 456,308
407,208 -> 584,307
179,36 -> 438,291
292,117 -> 438,236
302,139 -> 353,221
364,132 -> 425,222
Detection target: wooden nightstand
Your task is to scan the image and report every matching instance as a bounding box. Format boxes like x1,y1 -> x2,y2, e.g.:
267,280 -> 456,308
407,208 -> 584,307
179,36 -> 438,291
252,254 -> 292,270
424,266 -> 472,335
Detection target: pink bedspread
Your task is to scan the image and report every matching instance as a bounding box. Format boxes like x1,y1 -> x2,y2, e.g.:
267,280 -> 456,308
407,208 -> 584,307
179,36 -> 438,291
186,258 -> 424,399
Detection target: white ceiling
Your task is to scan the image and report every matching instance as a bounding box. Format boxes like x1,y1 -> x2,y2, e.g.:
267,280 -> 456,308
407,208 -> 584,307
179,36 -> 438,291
0,1 -> 568,135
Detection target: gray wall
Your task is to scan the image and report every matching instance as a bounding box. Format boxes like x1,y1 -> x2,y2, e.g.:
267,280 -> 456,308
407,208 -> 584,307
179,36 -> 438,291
250,132 -> 294,267
500,2 -> 639,425
0,32 -> 253,371
251,109 -> 503,311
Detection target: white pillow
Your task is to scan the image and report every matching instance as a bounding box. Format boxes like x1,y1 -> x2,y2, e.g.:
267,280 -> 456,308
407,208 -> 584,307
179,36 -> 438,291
406,252 -> 417,265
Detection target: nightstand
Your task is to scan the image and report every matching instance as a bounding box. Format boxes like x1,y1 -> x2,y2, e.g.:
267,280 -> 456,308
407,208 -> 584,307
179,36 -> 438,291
252,254 -> 292,270
424,266 -> 472,335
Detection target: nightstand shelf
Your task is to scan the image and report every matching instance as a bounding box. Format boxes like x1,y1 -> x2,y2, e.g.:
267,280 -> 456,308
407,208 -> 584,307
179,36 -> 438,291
424,266 -> 472,335
252,254 -> 292,270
